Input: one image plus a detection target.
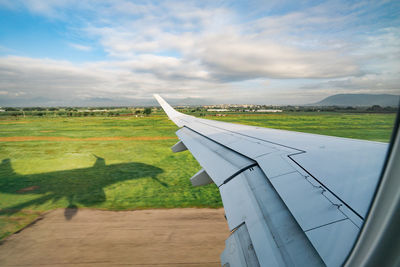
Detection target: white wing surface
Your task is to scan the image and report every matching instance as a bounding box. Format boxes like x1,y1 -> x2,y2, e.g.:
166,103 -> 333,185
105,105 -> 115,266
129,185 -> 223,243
154,94 -> 388,267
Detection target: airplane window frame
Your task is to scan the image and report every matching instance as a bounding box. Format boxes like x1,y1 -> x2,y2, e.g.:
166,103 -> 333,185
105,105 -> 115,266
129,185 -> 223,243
344,105 -> 400,266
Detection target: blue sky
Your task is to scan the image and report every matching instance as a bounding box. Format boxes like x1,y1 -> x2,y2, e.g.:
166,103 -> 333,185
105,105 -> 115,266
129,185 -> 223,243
0,0 -> 399,106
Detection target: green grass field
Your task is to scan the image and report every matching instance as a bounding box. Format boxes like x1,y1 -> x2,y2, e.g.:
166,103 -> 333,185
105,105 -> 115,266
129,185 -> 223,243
0,112 -> 396,239
209,112 -> 396,142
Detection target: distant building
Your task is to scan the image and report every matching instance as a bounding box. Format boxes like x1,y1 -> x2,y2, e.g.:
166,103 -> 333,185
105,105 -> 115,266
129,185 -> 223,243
207,109 -> 229,112
256,109 -> 283,113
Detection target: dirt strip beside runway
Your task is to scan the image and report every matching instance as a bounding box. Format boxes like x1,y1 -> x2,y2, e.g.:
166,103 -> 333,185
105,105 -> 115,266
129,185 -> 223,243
0,208 -> 228,267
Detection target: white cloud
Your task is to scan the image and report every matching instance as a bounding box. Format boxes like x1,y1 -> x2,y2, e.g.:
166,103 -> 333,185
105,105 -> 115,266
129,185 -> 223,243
69,43 -> 92,51
0,56 -> 226,105
196,33 -> 360,80
0,0 -> 399,106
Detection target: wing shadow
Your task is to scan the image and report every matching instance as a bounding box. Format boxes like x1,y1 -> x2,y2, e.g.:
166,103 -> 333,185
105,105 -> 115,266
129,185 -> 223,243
0,156 -> 166,220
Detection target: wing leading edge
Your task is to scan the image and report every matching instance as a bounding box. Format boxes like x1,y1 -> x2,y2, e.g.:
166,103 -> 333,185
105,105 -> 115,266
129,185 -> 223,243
154,94 -> 389,267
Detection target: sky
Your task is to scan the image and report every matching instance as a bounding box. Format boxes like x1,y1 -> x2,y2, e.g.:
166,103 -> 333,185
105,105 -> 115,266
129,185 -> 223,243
0,0 -> 399,106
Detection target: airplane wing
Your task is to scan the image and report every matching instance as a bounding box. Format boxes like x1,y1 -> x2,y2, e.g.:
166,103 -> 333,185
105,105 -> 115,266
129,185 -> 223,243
154,94 -> 389,267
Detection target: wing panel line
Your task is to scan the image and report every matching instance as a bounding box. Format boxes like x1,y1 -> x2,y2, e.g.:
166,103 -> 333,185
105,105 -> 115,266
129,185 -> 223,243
287,152 -> 364,220
305,218 -> 349,232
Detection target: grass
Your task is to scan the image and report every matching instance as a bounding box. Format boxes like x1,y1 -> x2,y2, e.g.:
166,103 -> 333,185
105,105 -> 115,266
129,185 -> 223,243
0,112 -> 397,239
207,112 -> 396,142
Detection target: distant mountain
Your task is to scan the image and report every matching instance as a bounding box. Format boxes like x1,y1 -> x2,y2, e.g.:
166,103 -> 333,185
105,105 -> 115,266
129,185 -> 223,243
312,94 -> 400,107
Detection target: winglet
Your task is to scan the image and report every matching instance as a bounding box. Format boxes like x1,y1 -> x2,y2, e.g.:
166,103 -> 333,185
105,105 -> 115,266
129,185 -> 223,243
153,94 -> 186,127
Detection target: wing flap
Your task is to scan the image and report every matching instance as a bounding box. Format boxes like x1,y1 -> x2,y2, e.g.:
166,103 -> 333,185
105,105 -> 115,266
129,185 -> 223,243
220,166 -> 324,266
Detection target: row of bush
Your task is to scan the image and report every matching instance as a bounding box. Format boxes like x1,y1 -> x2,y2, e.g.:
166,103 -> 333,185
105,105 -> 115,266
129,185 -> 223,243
0,108 -> 153,117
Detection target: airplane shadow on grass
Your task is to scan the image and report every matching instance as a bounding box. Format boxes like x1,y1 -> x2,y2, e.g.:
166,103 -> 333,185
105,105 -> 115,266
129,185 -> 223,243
0,155 -> 166,220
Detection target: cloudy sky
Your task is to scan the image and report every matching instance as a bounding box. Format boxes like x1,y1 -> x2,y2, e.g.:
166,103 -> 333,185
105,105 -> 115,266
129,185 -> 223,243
0,0 -> 399,106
